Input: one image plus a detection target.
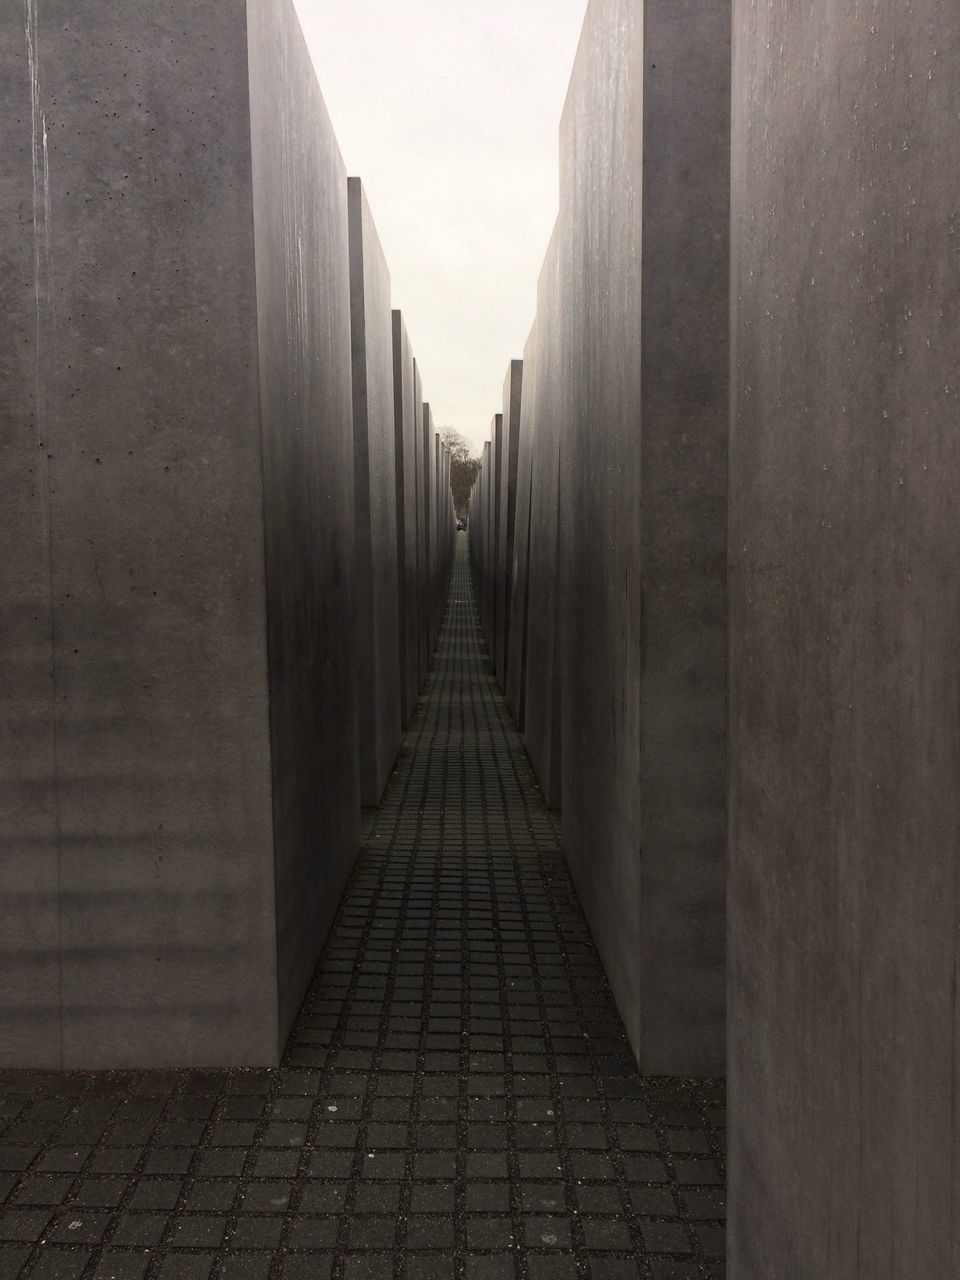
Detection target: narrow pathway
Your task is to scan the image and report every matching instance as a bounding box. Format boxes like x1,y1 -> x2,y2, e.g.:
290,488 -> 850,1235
0,539 -> 724,1280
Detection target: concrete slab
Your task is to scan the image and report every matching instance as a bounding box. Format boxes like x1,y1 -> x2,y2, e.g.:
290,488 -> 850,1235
437,438 -> 452,635
487,416 -> 503,657
523,229 -> 564,809
506,338 -> 535,731
0,0 -> 360,1067
472,443 -> 493,651
421,403 -> 436,664
444,448 -> 455,587
729,0 -> 960,1272
248,0 -> 361,1049
559,0 -> 729,1076
495,362 -> 523,689
469,446 -> 489,626
391,312 -> 421,728
412,361 -> 426,686
482,433 -> 493,652
431,428 -> 441,645
348,178 -> 402,805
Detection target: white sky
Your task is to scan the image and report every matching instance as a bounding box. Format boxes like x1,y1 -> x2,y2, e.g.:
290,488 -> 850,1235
292,0 -> 588,455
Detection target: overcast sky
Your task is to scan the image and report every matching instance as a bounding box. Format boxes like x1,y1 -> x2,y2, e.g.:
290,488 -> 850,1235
292,0 -> 588,454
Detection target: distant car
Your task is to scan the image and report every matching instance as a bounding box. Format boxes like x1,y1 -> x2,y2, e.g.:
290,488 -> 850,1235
456,519 -> 466,532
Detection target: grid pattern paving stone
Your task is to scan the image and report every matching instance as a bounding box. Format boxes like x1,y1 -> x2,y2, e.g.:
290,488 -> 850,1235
0,538 -> 725,1279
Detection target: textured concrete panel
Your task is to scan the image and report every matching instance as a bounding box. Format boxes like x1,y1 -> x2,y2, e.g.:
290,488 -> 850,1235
560,0 -> 728,1075
439,444 -> 453,623
480,434 -> 494,651
0,0 -> 275,1067
471,443 -> 491,647
729,1 -> 960,1273
348,178 -> 401,805
440,441 -> 451,617
485,417 -> 502,658
419,403 -> 433,673
246,0 -> 361,1049
443,449 -> 455,588
421,404 -> 436,662
430,425 -> 440,646
0,0 -> 277,1059
469,446 -> 490,631
491,414 -> 504,666
0,0 -> 360,1067
523,230 -> 564,809
505,338 -> 535,730
413,363 -> 427,684
437,437 -> 451,635
392,312 -> 420,728
495,361 -> 523,688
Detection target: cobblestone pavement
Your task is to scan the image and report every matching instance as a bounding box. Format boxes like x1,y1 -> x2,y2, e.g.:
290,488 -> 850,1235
0,539 -> 725,1280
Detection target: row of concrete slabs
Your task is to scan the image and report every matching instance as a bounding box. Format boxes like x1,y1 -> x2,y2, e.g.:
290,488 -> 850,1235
470,0 -> 960,1271
0,0 -> 455,1070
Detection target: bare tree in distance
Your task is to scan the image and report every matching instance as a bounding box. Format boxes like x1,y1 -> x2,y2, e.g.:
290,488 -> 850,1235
440,427 -> 481,519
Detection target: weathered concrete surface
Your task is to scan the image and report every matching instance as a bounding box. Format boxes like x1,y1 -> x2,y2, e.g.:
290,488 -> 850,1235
484,430 -> 496,654
0,0 -> 273,1068
432,433 -> 453,640
0,0 -> 360,1067
506,337 -> 535,731
469,444 -> 491,635
472,449 -> 485,634
413,368 -> 427,683
248,0 -> 361,1049
430,425 -> 441,646
421,403 -> 436,662
481,444 -> 494,650
560,0 -> 728,1076
469,451 -> 481,568
487,416 -> 503,661
442,447 -> 454,599
523,229 -> 564,809
348,178 -> 401,805
495,361 -> 523,688
437,437 -> 452,638
729,1 -> 960,1273
392,312 -> 420,728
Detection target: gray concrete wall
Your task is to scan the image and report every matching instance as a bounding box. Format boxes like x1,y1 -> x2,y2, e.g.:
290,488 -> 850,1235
505,334 -> 535,731
413,365 -> 427,683
0,0 -> 277,1069
421,404 -> 436,661
483,432 -> 495,654
487,417 -> 502,659
469,448 -> 488,625
1,0 -> 274,1068
420,403 -> 432,672
559,0 -> 728,1075
0,0 -> 361,1067
247,0 -> 361,1048
472,454 -> 483,625
430,427 -> 441,646
443,449 -> 454,593
348,178 -> 401,805
437,439 -> 451,634
495,362 -> 523,688
473,444 -> 492,648
392,312 -> 420,728
523,229 -> 564,809
729,0 -> 960,1273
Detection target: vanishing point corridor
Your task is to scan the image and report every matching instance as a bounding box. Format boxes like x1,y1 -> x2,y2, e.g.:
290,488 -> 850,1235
7,0 -> 958,1269
0,541 -> 724,1280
